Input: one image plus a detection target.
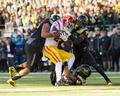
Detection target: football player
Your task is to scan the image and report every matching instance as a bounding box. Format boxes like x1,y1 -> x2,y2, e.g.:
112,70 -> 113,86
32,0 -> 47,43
69,15 -> 112,85
7,15 -> 61,87
42,15 -> 76,86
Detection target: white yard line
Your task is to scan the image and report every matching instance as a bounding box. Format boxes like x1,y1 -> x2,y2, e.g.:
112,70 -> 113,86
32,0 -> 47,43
0,88 -> 120,93
0,76 -> 120,79
0,72 -> 120,75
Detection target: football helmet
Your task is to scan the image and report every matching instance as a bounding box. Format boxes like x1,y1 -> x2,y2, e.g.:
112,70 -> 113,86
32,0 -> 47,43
75,64 -> 91,79
50,14 -> 61,24
74,15 -> 88,29
58,15 -> 75,41
63,15 -> 75,33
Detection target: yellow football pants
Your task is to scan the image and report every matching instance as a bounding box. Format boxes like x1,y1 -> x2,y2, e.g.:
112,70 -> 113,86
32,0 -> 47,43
43,46 -> 74,64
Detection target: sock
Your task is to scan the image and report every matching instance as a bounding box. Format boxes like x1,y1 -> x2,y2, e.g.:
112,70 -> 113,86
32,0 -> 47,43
55,62 -> 62,82
9,66 -> 16,71
12,74 -> 21,80
68,56 -> 75,70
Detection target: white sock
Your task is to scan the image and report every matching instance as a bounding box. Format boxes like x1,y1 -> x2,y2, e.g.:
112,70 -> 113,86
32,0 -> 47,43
55,62 -> 62,82
68,56 -> 75,70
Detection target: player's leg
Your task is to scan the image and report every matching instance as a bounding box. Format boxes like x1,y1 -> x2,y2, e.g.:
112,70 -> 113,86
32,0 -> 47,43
44,46 -> 75,86
7,45 -> 36,87
59,50 -> 76,85
43,46 -> 64,85
7,51 -> 42,87
67,56 -> 75,70
7,57 -> 16,78
59,49 -> 75,70
86,51 -> 112,85
50,63 -> 56,85
55,62 -> 62,82
62,66 -> 76,85
7,61 -> 29,87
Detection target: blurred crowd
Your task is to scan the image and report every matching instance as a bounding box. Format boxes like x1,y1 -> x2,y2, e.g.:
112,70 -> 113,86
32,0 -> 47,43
0,0 -> 120,31
88,27 -> 120,72
0,0 -> 120,72
0,35 -> 26,72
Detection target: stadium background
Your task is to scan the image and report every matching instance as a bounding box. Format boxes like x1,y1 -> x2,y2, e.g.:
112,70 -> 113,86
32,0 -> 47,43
0,0 -> 120,72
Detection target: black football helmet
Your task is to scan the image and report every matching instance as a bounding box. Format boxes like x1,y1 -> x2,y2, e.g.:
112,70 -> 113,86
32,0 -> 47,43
74,15 -> 88,30
50,14 -> 61,24
75,64 -> 91,79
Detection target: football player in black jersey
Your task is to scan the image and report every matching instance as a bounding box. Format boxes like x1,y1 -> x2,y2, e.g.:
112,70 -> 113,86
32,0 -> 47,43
7,15 -> 61,87
69,15 -> 112,85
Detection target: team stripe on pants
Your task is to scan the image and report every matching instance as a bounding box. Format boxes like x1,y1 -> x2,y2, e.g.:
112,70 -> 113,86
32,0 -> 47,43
44,46 -> 62,64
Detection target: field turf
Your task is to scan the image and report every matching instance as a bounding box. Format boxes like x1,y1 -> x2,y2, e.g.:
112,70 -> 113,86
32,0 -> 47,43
0,72 -> 120,96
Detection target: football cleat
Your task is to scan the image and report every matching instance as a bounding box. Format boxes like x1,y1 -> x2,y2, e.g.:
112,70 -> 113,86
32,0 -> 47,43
107,82 -> 112,86
62,76 -> 75,85
77,75 -> 86,85
55,79 -> 69,86
9,67 -> 16,78
7,79 -> 16,87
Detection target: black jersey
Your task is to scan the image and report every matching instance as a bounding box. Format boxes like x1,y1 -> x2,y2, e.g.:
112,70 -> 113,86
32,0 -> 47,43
69,32 -> 89,56
26,18 -> 50,50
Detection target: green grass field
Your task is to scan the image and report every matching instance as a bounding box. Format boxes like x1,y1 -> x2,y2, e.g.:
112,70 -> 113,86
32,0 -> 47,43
0,72 -> 120,96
